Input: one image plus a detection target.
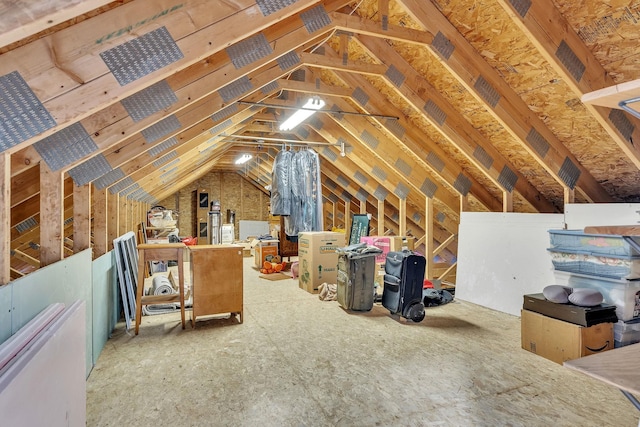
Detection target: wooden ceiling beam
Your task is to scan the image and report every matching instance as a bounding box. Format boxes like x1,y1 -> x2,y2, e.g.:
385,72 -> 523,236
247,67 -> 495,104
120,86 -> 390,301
2,0 -> 327,154
299,52 -> 387,76
496,0 -> 640,169
310,94 -> 462,220
9,14 -> 335,176
0,0 -> 116,49
137,145 -> 234,200
90,26 -> 335,171
321,159 -> 407,232
110,112 -> 257,187
329,11 -> 434,46
305,117 -> 460,236
297,59 -> 503,213
395,0 -> 613,203
352,34 -> 556,213
147,150 -> 233,202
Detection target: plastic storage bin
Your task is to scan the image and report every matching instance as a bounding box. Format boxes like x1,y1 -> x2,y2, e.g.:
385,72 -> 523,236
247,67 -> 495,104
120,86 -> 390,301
553,270 -> 640,322
548,229 -> 640,257
613,320 -> 640,347
547,248 -> 640,279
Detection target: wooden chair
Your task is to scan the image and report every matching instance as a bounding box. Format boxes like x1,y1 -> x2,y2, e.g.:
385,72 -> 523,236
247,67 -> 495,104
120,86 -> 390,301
135,243 -> 186,335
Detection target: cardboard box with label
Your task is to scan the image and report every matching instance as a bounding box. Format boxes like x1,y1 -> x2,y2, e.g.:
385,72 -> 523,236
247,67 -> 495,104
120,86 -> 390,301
254,239 -> 279,268
360,236 -> 415,263
521,309 -> 613,364
298,231 -> 346,293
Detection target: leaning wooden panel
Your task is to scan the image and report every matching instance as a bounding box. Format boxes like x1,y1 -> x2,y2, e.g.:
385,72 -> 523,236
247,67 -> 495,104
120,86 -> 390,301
189,245 -> 243,325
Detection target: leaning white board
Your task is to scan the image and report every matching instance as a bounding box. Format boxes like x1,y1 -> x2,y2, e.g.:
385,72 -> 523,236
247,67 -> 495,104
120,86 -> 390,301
455,212 -> 565,317
239,220 -> 269,240
0,300 -> 86,426
564,203 -> 640,230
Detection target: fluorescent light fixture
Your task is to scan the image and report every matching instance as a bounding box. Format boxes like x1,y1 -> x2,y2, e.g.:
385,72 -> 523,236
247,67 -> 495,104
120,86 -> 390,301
279,97 -> 326,131
234,154 -> 252,164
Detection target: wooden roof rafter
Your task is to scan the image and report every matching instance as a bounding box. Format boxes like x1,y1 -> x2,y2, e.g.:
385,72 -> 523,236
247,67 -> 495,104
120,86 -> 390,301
321,160 -> 457,257
2,0 -> 332,154
393,0 -> 613,204
349,34 -> 557,213
496,0 -> 640,170
299,52 -> 506,212
304,114 -> 460,235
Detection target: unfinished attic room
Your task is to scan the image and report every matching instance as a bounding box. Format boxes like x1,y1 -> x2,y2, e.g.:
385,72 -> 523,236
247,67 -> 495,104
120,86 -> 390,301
6,0 -> 640,425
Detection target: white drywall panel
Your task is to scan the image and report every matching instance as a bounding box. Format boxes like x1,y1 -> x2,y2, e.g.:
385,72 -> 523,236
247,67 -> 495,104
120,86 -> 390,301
0,285 -> 10,344
10,249 -> 93,377
564,203 -> 640,229
456,212 -> 565,316
239,220 -> 269,240
91,251 -> 117,367
0,301 -> 86,427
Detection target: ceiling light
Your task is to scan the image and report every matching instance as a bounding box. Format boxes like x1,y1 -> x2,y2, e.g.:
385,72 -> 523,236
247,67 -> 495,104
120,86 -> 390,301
279,97 -> 325,131
234,154 -> 252,164
340,140 -> 346,157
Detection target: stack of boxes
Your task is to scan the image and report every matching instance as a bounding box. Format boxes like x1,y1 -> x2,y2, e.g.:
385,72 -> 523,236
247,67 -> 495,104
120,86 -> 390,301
520,229 -> 636,364
548,229 -> 640,348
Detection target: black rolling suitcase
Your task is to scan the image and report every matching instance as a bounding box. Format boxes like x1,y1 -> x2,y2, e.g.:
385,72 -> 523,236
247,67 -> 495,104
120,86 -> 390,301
382,251 -> 426,322
337,243 -> 382,311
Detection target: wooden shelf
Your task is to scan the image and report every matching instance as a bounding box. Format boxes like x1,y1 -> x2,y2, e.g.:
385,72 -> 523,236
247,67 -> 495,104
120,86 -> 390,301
140,294 -> 182,305
135,243 -> 186,335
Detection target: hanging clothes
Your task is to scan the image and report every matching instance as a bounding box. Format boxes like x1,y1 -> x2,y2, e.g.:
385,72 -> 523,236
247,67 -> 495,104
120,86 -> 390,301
270,150 -> 293,215
283,148 -> 323,236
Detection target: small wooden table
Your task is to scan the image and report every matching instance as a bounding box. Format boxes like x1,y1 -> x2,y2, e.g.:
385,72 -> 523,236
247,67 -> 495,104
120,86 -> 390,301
564,343 -> 640,418
135,243 -> 186,335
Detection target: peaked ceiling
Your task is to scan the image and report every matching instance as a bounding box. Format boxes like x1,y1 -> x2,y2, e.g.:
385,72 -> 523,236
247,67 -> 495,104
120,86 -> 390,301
3,0 -> 640,279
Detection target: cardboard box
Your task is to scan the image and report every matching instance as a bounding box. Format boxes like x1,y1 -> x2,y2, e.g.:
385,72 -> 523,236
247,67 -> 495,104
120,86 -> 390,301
360,236 -> 415,263
254,239 -> 279,268
521,309 -> 613,364
298,231 -> 346,293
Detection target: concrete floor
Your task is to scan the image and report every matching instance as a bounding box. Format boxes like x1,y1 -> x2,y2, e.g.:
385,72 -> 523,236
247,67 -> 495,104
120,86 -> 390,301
86,258 -> 639,426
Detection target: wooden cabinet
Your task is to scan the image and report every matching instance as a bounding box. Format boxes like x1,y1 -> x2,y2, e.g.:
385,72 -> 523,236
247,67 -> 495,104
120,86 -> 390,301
279,216 -> 298,259
189,244 -> 243,325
